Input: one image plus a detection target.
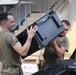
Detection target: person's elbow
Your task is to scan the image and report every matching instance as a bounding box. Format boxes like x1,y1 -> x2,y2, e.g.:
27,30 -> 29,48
13,42 -> 28,56
57,50 -> 65,57
58,46 -> 66,57
57,52 -> 64,57
20,51 -> 28,56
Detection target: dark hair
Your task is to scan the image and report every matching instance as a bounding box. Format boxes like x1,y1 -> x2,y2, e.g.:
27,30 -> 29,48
0,12 -> 11,22
61,20 -> 70,26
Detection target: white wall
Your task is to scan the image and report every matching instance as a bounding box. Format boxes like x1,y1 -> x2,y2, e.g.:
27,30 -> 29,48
0,0 -> 19,5
60,0 -> 76,24
0,0 -> 19,1
59,0 -> 76,55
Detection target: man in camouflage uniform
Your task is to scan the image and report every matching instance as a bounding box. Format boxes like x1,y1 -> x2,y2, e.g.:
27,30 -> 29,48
43,20 -> 70,68
0,13 -> 38,75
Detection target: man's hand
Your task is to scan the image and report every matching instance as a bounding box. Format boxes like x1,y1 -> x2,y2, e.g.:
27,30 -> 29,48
27,25 -> 38,39
51,39 -> 56,46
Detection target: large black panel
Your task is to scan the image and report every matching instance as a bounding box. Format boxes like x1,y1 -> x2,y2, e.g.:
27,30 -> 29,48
17,10 -> 65,57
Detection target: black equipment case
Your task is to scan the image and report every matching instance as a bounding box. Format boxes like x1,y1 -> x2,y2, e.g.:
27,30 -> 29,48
32,59 -> 76,75
17,10 -> 65,57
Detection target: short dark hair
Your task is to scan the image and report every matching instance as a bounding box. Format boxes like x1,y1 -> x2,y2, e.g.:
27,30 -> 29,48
0,12 -> 11,22
61,20 -> 70,26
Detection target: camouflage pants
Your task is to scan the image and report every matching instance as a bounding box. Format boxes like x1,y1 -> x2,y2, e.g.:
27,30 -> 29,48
1,65 -> 23,75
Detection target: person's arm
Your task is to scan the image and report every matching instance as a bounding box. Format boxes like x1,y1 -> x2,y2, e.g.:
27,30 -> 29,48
13,25 -> 38,56
52,40 -> 66,57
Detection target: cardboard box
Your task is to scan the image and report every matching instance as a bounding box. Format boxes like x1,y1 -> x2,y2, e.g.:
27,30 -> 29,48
21,56 -> 40,75
21,63 -> 39,74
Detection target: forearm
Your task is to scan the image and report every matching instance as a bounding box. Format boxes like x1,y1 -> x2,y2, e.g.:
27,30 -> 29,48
52,42 -> 66,57
21,37 -> 32,56
13,37 -> 32,56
